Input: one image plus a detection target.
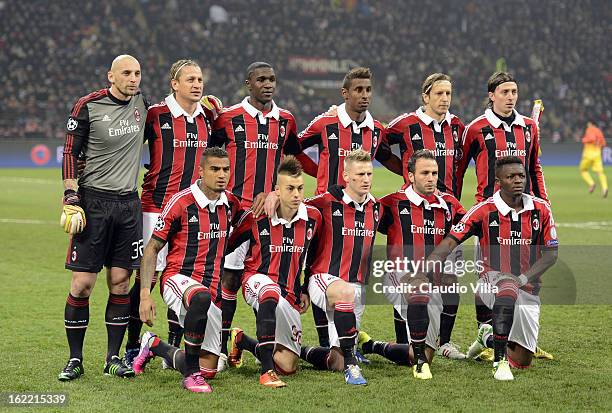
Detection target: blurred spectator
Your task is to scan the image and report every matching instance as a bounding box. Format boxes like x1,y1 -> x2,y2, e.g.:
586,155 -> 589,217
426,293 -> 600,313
0,0 -> 609,141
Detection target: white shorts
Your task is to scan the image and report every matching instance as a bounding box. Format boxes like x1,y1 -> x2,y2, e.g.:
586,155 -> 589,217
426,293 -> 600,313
143,212 -> 168,272
224,241 -> 249,271
162,274 -> 222,355
476,278 -> 540,353
308,273 -> 366,348
243,274 -> 302,356
382,272 -> 443,350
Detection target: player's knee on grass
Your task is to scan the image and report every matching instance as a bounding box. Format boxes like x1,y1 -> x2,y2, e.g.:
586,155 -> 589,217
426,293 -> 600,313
106,267 -> 132,294
185,288 -> 211,313
326,280 -> 355,307
273,346 -> 298,375
327,348 -> 345,372
506,342 -> 533,368
70,271 -> 97,297
222,269 -> 242,293
199,351 -> 219,378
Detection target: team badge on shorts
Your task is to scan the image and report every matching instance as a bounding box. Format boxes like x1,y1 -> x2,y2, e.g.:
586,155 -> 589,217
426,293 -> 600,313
67,117 -> 78,131
155,216 -> 165,231
134,108 -> 141,122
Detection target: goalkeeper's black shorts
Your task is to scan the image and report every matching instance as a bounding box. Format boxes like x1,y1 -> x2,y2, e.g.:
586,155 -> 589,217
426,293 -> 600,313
65,187 -> 143,273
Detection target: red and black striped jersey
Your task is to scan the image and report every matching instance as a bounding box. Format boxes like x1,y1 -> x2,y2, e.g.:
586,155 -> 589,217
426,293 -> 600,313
152,182 -> 243,304
456,108 -> 548,203
298,103 -> 386,195
448,191 -> 558,295
209,98 -> 301,208
227,203 -> 321,310
379,185 -> 466,262
142,95 -> 213,213
305,185 -> 381,284
385,108 -> 464,197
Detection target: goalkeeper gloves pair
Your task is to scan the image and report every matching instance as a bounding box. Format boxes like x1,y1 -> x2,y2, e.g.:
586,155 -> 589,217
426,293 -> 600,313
60,189 -> 86,235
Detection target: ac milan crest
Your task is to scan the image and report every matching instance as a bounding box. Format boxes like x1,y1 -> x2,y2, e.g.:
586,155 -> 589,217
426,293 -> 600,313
306,227 -> 313,240
525,130 -> 531,143
134,108 -> 141,122
280,125 -> 286,138
532,217 -> 540,230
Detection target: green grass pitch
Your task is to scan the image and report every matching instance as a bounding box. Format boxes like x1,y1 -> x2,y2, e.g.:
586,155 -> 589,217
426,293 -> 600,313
0,166 -> 610,412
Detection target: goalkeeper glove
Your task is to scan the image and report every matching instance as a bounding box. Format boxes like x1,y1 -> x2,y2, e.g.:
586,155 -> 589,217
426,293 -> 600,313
201,95 -> 223,120
60,189 -> 86,234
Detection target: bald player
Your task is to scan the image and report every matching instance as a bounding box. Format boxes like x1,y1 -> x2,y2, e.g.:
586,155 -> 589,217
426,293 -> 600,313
59,54 -> 148,381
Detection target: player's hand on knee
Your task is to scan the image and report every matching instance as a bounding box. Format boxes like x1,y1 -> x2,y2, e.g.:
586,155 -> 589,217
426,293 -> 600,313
60,190 -> 86,235
139,295 -> 156,327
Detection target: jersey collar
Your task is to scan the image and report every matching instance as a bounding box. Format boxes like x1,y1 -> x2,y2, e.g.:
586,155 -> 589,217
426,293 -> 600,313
493,190 -> 534,221
485,108 -> 526,132
416,106 -> 452,133
404,185 -> 449,211
271,202 -> 308,227
342,189 -> 375,212
190,181 -> 229,212
165,94 -> 205,123
337,103 -> 374,132
241,97 -> 280,122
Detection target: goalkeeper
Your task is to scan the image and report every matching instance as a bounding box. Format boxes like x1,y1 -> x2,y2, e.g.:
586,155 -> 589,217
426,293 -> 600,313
58,55 -> 148,381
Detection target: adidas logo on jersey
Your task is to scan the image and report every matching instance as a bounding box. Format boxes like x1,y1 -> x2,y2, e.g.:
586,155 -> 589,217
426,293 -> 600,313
400,208 -> 410,215
102,115 -> 111,122
411,134 -> 422,141
333,209 -> 343,217
260,228 -> 269,236
485,133 -> 494,141
328,133 -> 338,140
161,123 -> 171,130
235,125 -> 245,132
490,220 -> 499,227
189,215 -> 199,223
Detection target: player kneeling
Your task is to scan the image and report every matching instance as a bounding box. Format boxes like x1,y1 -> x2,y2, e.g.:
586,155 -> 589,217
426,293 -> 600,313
135,148 -> 243,392
227,157 -> 321,388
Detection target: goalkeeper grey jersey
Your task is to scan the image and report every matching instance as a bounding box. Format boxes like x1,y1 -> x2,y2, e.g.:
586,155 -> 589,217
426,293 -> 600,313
62,88 -> 148,194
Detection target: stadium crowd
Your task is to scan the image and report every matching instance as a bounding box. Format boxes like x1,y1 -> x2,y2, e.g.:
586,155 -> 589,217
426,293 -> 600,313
1,0 -> 609,141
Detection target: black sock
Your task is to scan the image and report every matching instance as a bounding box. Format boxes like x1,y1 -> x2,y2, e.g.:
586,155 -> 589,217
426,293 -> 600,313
167,308 -> 183,348
236,331 -> 258,354
300,346 -> 331,370
492,295 -> 516,362
126,279 -> 142,349
393,307 -> 408,344
312,305 -> 330,347
256,299 -> 278,374
182,292 -> 211,376
105,293 -> 130,362
440,292 -> 459,346
64,294 -> 89,360
333,302 -> 357,367
149,337 -> 185,374
407,294 -> 429,363
364,340 -> 411,366
475,294 -> 493,327
221,287 -> 237,356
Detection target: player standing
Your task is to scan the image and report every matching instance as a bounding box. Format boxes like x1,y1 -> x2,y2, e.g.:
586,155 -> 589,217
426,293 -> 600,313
133,148 -> 242,392
298,149 -> 380,385
425,156 -> 558,380
209,62 -> 305,367
359,150 -> 467,379
58,55 -> 147,380
384,73 -> 466,358
227,157 -> 321,388
579,120 -> 608,197
123,59 -> 222,367
456,72 -> 548,204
